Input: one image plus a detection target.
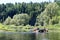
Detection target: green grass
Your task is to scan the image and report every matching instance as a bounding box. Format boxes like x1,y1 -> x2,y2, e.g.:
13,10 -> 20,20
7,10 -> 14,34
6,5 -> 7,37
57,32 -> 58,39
0,23 -> 60,32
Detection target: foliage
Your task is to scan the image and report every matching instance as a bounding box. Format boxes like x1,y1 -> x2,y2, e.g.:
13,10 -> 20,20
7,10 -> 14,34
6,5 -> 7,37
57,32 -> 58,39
3,16 -> 11,25
0,2 -> 60,32
35,2 -> 60,26
4,14 -> 30,26
0,2 -> 49,26
0,23 -> 60,32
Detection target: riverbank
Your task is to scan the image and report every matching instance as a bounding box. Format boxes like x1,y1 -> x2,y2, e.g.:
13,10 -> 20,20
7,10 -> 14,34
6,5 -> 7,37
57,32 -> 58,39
0,23 -> 60,32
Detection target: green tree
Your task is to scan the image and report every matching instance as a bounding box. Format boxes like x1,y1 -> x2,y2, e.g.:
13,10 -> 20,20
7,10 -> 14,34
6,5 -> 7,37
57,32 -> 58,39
35,2 -> 59,26
0,2 -> 49,25
11,14 -> 30,26
3,16 -> 11,25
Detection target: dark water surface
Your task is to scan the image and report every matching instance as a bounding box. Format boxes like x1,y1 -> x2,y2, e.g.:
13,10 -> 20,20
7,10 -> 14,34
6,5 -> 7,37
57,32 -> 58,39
0,32 -> 60,40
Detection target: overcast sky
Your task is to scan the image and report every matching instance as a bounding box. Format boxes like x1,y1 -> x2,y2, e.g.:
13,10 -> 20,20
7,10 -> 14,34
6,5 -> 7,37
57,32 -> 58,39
0,0 -> 54,4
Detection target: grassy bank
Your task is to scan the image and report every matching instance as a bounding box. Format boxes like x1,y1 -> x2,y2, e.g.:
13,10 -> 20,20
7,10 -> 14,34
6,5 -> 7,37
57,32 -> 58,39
0,23 -> 60,32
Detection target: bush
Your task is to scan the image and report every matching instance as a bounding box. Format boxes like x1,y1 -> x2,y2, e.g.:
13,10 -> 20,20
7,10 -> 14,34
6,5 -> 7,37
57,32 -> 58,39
4,14 -> 30,26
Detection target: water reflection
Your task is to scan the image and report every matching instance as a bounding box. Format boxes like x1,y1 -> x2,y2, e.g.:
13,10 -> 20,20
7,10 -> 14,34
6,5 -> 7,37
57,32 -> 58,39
0,32 -> 60,40
36,33 -> 48,40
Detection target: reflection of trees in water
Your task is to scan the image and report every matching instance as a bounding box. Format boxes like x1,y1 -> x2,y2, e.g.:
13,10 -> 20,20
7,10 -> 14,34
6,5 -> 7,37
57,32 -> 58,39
36,33 -> 48,40
0,32 -> 36,40
47,32 -> 60,40
1,32 -> 60,40
30,33 -> 36,40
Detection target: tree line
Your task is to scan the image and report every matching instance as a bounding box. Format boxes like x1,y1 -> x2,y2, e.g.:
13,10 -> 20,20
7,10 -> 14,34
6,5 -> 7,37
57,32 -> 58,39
0,2 -> 49,26
0,2 -> 60,26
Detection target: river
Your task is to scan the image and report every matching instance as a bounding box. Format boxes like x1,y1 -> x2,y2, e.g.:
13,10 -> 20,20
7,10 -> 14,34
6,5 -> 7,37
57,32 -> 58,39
0,32 -> 60,40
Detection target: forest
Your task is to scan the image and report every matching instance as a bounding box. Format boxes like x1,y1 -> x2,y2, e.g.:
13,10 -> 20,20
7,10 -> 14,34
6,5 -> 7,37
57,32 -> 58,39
0,1 -> 60,32
0,2 -> 49,26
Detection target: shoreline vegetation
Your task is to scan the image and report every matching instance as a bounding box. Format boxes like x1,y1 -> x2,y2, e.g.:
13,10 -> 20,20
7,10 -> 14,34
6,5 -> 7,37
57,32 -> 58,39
0,23 -> 60,32
0,1 -> 60,32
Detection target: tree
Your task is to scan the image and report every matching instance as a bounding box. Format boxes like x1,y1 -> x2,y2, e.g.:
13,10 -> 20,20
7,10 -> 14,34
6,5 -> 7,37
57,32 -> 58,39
54,0 -> 60,2
35,2 -> 59,26
3,16 -> 11,25
10,14 -> 30,26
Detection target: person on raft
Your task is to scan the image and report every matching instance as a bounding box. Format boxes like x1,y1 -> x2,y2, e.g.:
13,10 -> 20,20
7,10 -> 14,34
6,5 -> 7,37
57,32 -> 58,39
33,27 -> 48,33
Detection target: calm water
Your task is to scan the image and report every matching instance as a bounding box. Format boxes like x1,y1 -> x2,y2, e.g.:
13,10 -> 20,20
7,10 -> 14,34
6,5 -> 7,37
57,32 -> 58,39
0,32 -> 60,40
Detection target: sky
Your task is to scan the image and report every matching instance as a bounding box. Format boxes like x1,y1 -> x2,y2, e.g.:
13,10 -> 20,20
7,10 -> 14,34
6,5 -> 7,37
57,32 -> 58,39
0,0 -> 54,4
